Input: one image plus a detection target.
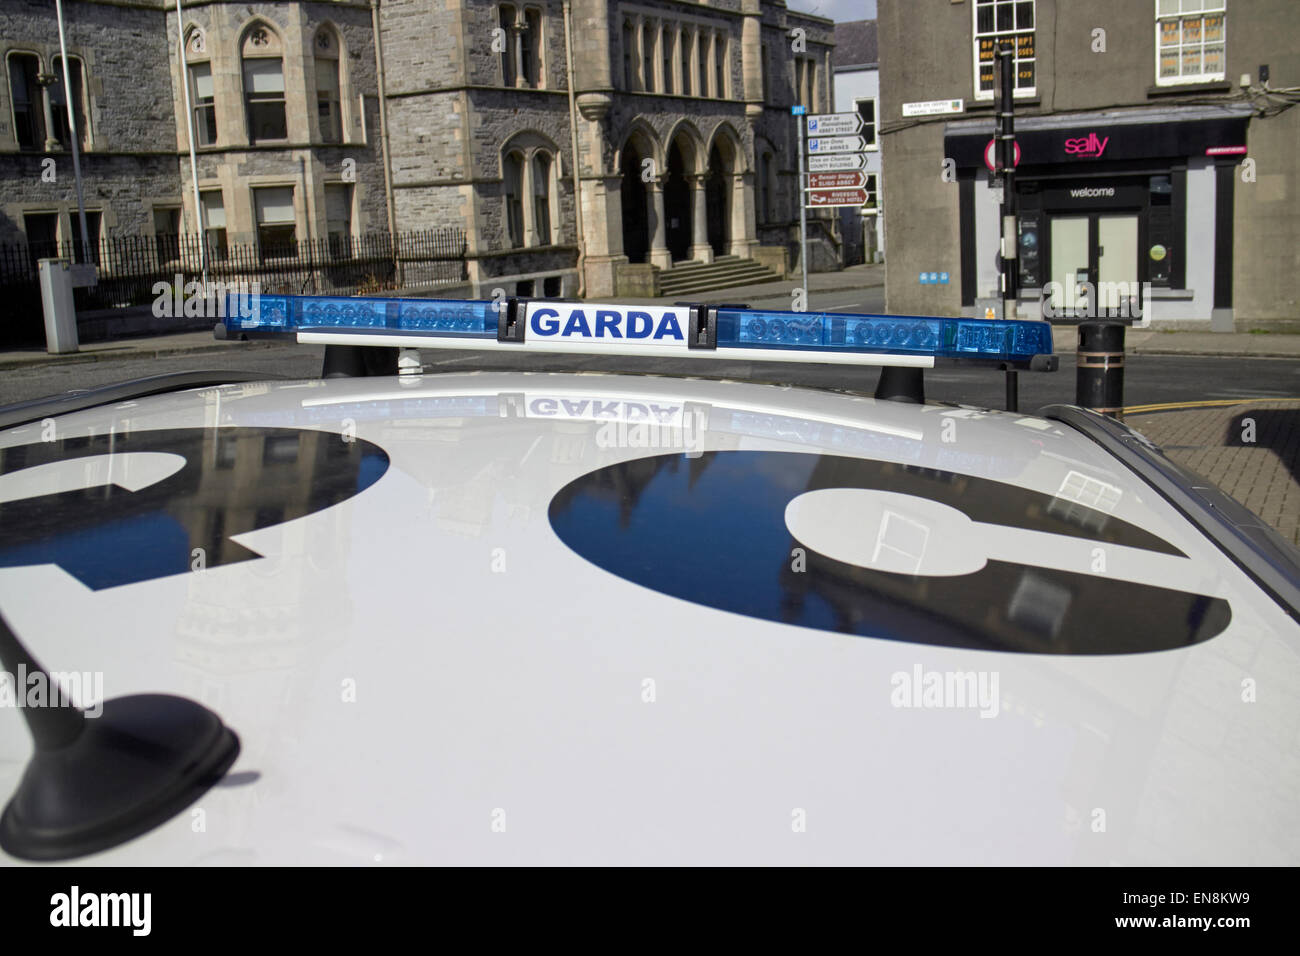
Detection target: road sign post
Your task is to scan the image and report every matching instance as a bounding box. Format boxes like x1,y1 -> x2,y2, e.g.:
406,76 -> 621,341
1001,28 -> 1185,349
795,106 -> 809,309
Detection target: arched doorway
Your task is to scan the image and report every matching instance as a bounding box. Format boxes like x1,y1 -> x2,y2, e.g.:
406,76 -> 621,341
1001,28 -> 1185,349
664,141 -> 692,262
619,142 -> 649,264
705,143 -> 731,258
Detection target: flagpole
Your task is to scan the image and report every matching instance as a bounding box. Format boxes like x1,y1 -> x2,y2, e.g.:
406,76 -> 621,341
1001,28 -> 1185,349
53,0 -> 90,267
175,0 -> 208,287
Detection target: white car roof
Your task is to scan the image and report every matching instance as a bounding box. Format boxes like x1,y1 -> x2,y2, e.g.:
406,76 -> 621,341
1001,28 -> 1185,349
1,371 -> 1297,864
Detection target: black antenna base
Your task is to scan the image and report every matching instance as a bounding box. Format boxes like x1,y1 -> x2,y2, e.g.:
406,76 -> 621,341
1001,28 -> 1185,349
0,694 -> 239,861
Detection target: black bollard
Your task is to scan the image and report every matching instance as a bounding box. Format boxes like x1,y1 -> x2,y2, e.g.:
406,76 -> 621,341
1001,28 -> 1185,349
1076,321 -> 1125,418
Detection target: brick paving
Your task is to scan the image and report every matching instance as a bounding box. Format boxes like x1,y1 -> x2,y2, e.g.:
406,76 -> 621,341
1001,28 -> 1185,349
1126,400 -> 1300,545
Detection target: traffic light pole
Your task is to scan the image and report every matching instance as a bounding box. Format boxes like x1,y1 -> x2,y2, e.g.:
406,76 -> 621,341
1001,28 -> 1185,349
996,41 -> 1019,411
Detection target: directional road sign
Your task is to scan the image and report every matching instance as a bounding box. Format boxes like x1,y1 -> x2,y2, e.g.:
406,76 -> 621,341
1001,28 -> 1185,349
806,187 -> 872,208
807,153 -> 868,173
805,112 -> 864,137
807,171 -> 868,190
807,136 -> 868,154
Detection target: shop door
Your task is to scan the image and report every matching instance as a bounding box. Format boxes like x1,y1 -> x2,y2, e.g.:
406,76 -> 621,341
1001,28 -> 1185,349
1048,216 -> 1089,314
1048,213 -> 1140,318
1096,215 -> 1139,315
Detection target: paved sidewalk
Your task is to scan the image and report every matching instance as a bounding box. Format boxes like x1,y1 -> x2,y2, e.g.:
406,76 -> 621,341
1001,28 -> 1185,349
0,329 -> 283,370
1125,399 -> 1300,546
1052,326 -> 1300,360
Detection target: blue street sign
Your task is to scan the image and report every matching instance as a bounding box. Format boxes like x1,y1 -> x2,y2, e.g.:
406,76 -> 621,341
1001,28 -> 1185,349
791,105 -> 806,115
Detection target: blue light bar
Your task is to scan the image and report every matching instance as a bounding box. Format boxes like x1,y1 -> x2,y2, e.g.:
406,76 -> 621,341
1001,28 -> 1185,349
231,293 -> 496,338
714,309 -> 1052,362
222,293 -> 1054,367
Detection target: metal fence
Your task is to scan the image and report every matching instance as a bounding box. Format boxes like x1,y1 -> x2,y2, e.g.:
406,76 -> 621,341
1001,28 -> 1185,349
0,228 -> 467,347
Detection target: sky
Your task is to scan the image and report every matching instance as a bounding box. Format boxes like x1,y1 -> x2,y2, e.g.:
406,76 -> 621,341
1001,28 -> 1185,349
787,0 -> 876,23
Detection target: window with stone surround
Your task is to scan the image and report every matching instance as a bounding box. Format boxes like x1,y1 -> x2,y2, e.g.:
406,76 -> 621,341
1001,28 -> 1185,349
315,26 -> 343,144
662,27 -> 674,95
503,151 -> 525,248
501,6 -> 518,86
717,31 -> 728,98
622,19 -> 635,90
201,189 -> 228,261
680,28 -> 692,95
697,30 -> 709,96
254,185 -> 297,254
184,27 -> 216,148
499,5 -> 543,89
7,52 -> 45,151
49,56 -> 90,152
618,10 -> 728,99
502,134 -> 561,248
522,7 -> 542,88
325,182 -> 353,252
532,152 -> 552,246
241,23 -> 288,143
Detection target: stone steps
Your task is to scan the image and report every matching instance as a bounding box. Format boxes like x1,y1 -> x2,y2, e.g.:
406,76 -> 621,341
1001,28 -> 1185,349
657,255 -> 782,296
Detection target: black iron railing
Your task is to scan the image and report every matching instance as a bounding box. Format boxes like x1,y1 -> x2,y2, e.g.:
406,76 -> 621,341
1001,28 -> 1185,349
0,228 -> 468,347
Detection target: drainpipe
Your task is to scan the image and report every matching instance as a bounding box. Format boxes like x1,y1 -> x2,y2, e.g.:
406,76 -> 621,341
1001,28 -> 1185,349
562,0 -> 586,298
371,0 -> 398,254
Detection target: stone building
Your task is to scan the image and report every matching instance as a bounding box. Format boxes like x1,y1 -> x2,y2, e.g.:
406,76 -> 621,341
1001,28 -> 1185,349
878,0 -> 1300,331
0,0 -> 837,299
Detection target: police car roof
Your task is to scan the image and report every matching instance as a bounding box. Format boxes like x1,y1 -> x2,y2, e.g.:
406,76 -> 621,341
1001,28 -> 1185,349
1,371 -> 1298,865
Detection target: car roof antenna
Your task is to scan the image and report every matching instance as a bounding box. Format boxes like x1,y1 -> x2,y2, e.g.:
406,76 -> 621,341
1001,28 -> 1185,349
0,609 -> 240,861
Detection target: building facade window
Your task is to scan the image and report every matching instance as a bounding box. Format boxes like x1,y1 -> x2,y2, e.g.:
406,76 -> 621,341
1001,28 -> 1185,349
8,53 -> 45,150
325,183 -> 353,251
795,57 -> 816,108
641,20 -> 655,91
49,56 -> 89,151
662,27 -> 674,95
1156,0 -> 1226,85
200,190 -> 227,260
242,25 -> 288,143
973,0 -> 1036,100
622,20 -> 635,90
697,31 -> 710,97
189,61 -> 217,146
501,5 -> 542,88
856,98 -> 877,147
315,27 -> 342,144
503,151 -> 525,248
532,152 -> 552,245
23,212 -> 59,255
501,5 -> 518,86
253,186 -> 296,252
680,29 -> 692,95
521,7 -> 542,88
81,210 -> 103,264
714,33 -> 726,99
153,206 -> 181,262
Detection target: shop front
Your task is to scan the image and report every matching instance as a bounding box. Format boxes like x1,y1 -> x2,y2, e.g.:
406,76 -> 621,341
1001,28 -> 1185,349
944,105 -> 1251,326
